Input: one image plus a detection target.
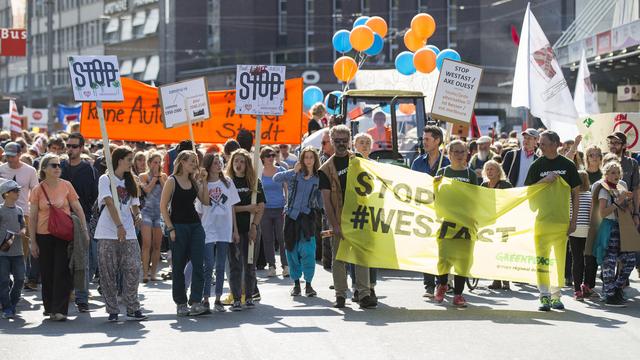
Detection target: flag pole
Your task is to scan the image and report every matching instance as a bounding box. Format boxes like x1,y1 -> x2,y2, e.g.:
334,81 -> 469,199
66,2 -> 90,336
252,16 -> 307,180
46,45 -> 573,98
526,2 -> 532,129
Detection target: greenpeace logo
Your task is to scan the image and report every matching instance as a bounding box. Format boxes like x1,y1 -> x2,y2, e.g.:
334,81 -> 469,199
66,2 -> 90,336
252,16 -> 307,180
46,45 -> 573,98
540,170 -> 566,177
451,177 -> 471,183
337,168 -> 348,177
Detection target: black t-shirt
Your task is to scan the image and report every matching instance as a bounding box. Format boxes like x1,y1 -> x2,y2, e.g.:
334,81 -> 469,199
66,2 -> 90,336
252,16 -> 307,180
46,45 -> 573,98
524,155 -> 581,189
233,176 -> 266,233
319,154 -> 350,203
61,159 -> 98,220
587,170 -> 602,186
436,166 -> 480,185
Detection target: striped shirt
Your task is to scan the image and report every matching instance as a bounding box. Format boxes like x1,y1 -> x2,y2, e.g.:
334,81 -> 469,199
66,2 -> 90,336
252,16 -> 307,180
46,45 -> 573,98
570,191 -> 592,238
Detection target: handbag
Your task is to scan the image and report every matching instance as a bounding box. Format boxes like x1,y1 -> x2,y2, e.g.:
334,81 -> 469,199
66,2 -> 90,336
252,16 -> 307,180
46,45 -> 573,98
40,183 -> 74,241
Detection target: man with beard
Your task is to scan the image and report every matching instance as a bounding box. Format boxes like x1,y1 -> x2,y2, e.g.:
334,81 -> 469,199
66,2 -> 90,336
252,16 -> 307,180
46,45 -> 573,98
606,132 -> 640,226
502,129 -> 540,187
469,136 -> 496,176
318,129 -> 335,268
319,125 -> 376,309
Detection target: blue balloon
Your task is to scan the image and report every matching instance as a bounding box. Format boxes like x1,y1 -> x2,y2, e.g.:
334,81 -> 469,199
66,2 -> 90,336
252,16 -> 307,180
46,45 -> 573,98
353,16 -> 369,28
303,86 -> 324,110
332,30 -> 352,53
395,51 -> 416,75
324,90 -> 343,115
425,45 -> 440,56
364,34 -> 384,56
436,49 -> 461,71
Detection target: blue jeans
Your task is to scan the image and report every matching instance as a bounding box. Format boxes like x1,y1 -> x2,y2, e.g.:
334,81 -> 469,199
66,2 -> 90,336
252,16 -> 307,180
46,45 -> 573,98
0,256 -> 25,309
171,223 -> 205,305
203,242 -> 229,298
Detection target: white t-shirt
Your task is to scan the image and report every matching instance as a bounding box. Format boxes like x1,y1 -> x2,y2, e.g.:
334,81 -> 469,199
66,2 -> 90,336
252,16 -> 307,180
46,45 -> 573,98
196,179 -> 240,244
598,182 -> 628,221
94,174 -> 140,240
0,163 -> 39,213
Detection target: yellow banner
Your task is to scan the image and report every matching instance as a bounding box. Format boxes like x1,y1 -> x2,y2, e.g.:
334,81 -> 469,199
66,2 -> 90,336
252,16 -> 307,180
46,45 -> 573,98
338,158 -> 569,287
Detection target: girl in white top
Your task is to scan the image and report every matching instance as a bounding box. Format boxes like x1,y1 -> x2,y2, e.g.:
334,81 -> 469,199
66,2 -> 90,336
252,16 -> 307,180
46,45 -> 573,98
197,153 -> 240,313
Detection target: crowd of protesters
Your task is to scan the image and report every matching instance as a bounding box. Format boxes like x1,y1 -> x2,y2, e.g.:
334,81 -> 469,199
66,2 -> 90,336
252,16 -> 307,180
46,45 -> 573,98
0,103 -> 638,322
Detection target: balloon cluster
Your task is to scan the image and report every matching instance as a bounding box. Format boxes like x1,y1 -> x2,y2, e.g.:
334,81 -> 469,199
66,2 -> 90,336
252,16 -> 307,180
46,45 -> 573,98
331,16 -> 388,83
395,13 -> 461,76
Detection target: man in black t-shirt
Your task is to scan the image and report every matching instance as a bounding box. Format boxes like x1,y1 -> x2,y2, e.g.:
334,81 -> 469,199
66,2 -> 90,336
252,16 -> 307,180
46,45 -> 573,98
524,130 -> 581,312
318,125 -> 376,310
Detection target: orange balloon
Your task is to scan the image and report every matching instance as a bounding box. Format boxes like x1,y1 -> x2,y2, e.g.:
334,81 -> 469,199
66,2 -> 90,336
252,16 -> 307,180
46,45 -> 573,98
413,47 -> 437,73
365,16 -> 388,37
399,103 -> 416,115
411,13 -> 436,39
349,25 -> 375,52
403,29 -> 425,52
333,56 -> 358,82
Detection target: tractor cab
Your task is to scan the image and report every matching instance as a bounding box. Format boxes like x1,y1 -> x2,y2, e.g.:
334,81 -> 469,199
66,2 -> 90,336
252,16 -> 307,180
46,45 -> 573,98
340,90 -> 427,167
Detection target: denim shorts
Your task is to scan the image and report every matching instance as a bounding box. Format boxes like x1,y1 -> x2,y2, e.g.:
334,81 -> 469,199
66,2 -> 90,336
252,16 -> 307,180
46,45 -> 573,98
142,206 -> 162,228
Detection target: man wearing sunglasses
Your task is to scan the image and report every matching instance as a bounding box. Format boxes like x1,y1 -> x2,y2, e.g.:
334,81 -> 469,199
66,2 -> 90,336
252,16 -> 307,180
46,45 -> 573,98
0,142 -> 39,291
61,133 -> 99,313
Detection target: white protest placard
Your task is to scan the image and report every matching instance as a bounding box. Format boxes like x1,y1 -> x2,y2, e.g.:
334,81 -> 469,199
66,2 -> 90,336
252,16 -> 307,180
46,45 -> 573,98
23,107 -> 49,128
68,55 -> 123,102
158,77 -> 211,129
578,113 -> 640,153
235,65 -> 286,116
431,59 -> 483,125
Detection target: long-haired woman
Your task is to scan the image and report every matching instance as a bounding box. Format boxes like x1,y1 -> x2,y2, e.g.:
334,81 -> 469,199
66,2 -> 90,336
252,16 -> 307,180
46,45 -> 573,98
226,149 -> 265,311
160,150 -> 210,316
139,151 -> 167,282
94,146 -> 147,322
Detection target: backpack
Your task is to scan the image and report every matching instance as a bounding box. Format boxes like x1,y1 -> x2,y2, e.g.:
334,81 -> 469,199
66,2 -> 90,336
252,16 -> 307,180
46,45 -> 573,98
87,199 -> 105,241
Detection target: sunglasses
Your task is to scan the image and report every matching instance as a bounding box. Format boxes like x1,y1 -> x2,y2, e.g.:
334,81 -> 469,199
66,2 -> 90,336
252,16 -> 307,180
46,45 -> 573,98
264,153 -> 276,158
68,144 -> 82,149
48,163 -> 61,169
332,138 -> 350,144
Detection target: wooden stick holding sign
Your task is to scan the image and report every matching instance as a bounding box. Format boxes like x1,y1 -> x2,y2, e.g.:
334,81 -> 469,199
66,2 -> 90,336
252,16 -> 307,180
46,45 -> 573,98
235,65 -> 287,264
68,55 -> 124,210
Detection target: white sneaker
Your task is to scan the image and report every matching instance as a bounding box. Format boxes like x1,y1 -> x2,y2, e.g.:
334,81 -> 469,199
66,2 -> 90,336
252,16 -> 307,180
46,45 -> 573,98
282,266 -> 290,277
267,267 -> 277,277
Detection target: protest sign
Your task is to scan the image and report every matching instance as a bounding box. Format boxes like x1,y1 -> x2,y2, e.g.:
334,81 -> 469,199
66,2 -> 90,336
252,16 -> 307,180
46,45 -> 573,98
235,65 -> 286,116
159,77 -> 210,128
80,77 -> 304,144
431,59 -> 483,125
23,107 -> 48,128
68,55 -> 123,102
578,113 -> 640,153
338,158 -> 569,287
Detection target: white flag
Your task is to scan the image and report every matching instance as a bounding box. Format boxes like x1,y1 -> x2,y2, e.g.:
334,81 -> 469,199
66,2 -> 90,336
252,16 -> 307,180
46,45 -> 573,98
23,107 -> 49,128
9,100 -> 22,133
574,50 -> 600,117
511,3 -> 579,141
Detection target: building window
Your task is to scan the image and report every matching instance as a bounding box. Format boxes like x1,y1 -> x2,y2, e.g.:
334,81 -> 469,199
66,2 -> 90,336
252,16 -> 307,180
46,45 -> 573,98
307,0 -> 314,32
143,8 -> 159,35
132,10 -> 146,38
278,0 -> 287,35
121,16 -> 133,41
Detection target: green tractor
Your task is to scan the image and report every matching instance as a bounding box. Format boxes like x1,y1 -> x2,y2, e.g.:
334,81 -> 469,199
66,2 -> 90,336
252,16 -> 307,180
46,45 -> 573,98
339,90 -> 428,167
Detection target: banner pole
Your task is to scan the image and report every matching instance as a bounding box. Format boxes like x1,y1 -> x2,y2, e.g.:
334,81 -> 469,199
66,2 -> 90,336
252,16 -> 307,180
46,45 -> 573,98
437,124 -> 452,172
184,97 -> 196,152
248,115 -> 263,265
96,100 -> 121,212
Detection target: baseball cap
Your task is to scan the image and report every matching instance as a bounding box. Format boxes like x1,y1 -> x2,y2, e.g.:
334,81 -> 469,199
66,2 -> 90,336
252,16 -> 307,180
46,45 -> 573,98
521,128 -> 540,138
3,142 -> 21,157
0,180 -> 21,195
476,136 -> 492,145
607,131 -> 627,144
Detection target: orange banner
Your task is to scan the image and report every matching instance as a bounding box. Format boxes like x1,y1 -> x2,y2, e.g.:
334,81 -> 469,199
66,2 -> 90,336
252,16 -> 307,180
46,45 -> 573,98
80,77 -> 304,144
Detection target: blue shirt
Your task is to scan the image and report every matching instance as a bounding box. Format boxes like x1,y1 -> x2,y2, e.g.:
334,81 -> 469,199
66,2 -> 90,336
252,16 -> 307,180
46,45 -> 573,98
273,169 -> 322,220
261,166 -> 287,209
411,153 -> 450,176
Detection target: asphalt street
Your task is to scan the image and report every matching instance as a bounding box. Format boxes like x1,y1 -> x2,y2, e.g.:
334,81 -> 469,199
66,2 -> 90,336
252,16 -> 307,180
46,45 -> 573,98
1,264 -> 639,359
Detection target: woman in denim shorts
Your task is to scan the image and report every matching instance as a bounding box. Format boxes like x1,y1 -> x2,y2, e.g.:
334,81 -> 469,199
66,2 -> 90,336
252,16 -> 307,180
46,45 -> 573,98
139,152 -> 167,282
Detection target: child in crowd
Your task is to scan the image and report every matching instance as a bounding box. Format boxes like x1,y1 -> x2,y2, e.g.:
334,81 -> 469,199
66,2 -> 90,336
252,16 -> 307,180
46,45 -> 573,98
0,180 -> 26,319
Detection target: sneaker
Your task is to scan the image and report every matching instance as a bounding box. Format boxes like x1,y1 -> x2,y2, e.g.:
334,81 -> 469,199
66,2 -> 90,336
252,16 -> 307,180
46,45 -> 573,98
615,288 -> 626,303
580,283 -> 593,298
538,296 -> 551,311
52,313 -> 67,321
370,288 -> 377,302
2,308 -> 15,319
352,290 -> 360,303
267,267 -> 277,277
434,284 -> 447,303
77,303 -> 89,313
252,292 -> 261,302
283,266 -> 290,277
453,294 -> 467,307
214,301 -> 226,313
108,313 -> 119,322
290,285 -> 301,296
190,302 -> 208,316
551,298 -> 565,310
176,303 -> 190,317
231,301 -> 242,311
23,281 -> 38,291
574,290 -> 584,302
359,295 -> 378,309
423,286 -> 435,298
333,296 -> 346,308
605,295 -> 626,307
201,302 -> 212,314
244,298 -> 255,308
488,280 -> 502,290
126,310 -> 148,321
305,284 -> 317,297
